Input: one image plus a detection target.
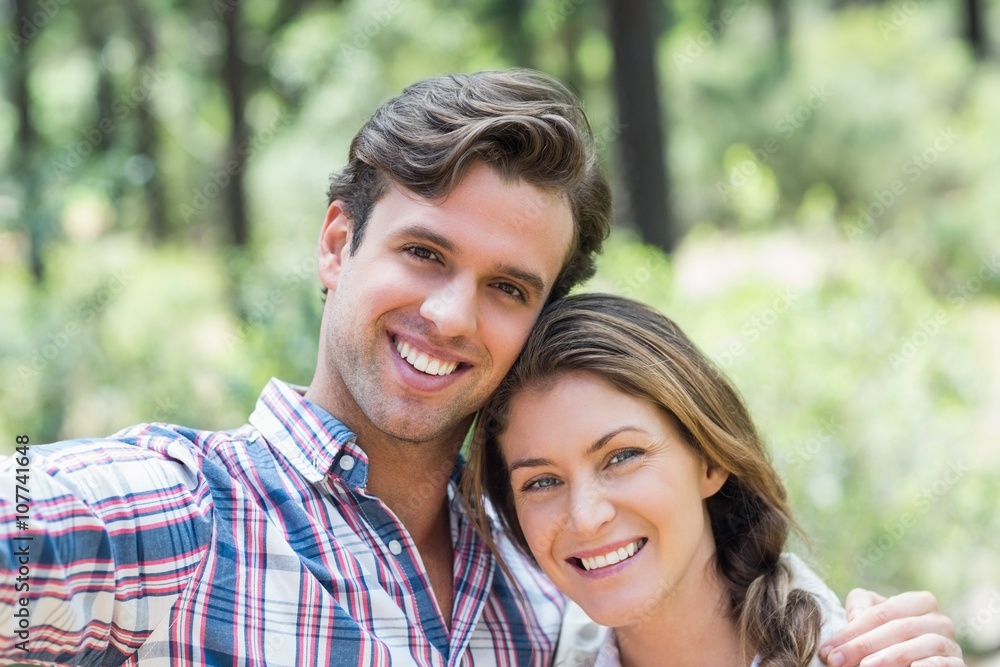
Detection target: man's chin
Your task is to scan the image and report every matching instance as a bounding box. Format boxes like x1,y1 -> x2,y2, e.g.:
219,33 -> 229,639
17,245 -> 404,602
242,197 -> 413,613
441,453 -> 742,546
372,408 -> 476,447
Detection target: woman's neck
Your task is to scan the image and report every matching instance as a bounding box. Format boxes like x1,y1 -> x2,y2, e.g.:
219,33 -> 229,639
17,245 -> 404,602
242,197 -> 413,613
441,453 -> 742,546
613,548 -> 749,667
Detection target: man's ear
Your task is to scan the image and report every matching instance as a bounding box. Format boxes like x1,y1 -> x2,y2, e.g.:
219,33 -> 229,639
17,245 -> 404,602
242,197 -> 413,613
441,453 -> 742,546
318,201 -> 353,292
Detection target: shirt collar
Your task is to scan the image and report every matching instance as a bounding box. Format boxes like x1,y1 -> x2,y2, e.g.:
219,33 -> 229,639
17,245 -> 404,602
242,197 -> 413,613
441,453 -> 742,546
249,378 -> 368,486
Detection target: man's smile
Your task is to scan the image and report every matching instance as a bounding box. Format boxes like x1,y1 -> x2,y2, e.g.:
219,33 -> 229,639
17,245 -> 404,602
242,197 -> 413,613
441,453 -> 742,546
395,338 -> 461,376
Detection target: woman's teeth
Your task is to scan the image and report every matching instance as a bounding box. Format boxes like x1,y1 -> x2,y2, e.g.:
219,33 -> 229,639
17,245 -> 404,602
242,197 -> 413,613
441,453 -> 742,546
395,340 -> 459,376
579,538 -> 647,572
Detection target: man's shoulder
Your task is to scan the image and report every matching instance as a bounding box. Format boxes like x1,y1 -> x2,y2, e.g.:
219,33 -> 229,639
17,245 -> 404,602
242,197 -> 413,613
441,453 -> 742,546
32,420 -> 256,459
26,421 -> 256,502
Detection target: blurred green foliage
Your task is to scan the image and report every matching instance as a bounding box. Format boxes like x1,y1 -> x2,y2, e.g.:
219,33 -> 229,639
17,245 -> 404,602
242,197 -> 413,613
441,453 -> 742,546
1,0 -> 998,655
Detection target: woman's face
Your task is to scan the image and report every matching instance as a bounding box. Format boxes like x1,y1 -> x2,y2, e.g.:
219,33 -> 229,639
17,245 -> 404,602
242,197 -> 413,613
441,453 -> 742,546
499,371 -> 727,627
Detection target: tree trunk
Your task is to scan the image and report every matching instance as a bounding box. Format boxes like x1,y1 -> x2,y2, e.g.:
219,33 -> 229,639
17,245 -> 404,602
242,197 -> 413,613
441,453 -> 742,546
221,0 -> 249,246
607,0 -> 676,252
126,0 -> 168,240
82,10 -> 114,156
768,0 -> 791,72
493,0 -> 532,67
964,0 -> 987,60
560,2 -> 585,95
12,0 -> 44,282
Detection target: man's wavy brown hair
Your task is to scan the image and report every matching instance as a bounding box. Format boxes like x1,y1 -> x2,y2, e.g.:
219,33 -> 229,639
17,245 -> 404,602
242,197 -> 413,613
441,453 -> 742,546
325,69 -> 611,301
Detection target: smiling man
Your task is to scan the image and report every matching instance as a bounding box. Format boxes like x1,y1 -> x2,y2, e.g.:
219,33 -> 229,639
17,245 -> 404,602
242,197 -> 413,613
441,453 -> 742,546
0,70 -> 963,666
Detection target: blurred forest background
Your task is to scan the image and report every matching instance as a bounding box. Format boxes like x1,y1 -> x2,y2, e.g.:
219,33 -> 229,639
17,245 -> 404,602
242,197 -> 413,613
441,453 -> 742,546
1,0 -> 998,660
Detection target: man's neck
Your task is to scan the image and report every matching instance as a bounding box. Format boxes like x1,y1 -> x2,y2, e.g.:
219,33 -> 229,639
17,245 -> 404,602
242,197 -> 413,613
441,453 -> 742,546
305,377 -> 467,630
357,422 -> 462,541
354,421 -> 464,631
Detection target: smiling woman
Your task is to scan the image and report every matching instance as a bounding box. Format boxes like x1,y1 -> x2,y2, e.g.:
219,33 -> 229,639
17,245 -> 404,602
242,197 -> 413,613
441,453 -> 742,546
463,293 -> 838,667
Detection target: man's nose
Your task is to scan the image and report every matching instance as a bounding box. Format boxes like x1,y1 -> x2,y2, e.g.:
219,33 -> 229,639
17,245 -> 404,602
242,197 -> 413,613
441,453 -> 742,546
420,277 -> 477,338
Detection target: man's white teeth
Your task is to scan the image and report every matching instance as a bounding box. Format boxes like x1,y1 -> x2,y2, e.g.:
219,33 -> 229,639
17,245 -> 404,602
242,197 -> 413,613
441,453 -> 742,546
395,340 -> 458,376
580,539 -> 645,572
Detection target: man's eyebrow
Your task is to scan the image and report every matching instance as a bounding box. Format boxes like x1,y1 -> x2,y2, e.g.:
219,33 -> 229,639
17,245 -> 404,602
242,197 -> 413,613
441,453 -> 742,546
395,224 -> 456,253
396,224 -> 548,298
497,264 -> 546,299
507,426 -> 646,473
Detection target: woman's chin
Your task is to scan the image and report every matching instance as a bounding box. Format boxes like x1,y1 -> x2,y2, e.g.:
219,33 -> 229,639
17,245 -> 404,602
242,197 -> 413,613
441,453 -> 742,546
570,597 -> 646,629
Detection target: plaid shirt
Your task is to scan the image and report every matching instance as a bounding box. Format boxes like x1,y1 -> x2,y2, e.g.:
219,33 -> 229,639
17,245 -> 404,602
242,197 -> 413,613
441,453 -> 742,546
0,379 -> 565,666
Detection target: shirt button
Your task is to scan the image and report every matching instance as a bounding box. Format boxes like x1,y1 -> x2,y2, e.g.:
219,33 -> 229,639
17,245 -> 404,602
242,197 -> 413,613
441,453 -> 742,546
388,540 -> 402,555
339,455 -> 355,471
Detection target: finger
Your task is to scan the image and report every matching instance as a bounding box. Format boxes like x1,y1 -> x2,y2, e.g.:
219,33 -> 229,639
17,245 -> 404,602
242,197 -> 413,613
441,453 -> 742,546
845,588 -> 887,622
824,616 -> 956,667
856,633 -> 963,667
910,658 -> 966,667
821,591 -> 941,661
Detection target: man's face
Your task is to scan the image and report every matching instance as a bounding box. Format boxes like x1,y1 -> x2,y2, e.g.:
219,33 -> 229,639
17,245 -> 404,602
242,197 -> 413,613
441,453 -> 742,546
317,163 -> 575,445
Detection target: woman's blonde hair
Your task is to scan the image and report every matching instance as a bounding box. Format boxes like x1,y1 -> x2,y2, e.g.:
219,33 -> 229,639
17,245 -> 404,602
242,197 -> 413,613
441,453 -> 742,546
462,293 -> 821,667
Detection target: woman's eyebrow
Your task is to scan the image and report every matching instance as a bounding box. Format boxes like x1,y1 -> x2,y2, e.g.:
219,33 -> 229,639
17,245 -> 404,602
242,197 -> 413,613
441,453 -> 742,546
506,426 -> 647,473
508,457 -> 552,473
585,426 -> 646,456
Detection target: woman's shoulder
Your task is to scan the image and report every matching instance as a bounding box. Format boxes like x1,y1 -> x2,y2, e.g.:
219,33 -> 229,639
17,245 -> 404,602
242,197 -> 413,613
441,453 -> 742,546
783,552 -> 848,666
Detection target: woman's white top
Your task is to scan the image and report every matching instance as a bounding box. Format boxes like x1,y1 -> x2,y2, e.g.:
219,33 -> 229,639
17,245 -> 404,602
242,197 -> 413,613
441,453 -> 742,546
552,553 -> 847,667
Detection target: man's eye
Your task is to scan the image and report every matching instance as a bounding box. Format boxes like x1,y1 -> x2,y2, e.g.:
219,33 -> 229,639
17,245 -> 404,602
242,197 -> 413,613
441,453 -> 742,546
493,282 -> 525,301
406,246 -> 438,261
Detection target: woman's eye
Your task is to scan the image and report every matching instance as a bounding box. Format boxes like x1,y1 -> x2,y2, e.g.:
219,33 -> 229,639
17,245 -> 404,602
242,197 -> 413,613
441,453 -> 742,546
407,246 -> 438,261
524,476 -> 559,492
608,449 -> 641,466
